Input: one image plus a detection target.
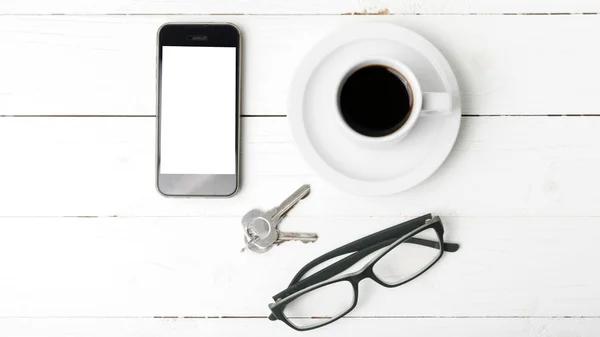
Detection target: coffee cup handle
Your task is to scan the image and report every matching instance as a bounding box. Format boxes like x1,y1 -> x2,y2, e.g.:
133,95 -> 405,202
421,92 -> 453,116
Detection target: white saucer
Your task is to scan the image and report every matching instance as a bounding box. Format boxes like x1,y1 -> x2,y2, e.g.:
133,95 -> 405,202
288,23 -> 461,196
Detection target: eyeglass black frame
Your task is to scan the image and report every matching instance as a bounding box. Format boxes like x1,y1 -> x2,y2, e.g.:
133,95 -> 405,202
268,214 -> 460,331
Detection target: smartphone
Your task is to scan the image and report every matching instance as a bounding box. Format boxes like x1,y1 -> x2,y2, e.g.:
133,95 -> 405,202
156,23 -> 241,197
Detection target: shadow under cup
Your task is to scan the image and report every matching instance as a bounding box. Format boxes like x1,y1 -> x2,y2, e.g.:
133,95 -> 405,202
338,64 -> 414,138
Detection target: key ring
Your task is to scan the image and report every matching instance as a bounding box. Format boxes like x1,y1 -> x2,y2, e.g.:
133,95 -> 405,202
240,227 -> 260,253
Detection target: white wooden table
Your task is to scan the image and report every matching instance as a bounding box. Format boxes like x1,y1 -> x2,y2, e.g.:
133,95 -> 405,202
2,1 -> 600,335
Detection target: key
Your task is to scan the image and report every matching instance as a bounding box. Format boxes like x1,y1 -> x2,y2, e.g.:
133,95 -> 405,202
275,232 -> 319,245
270,184 -> 311,225
241,184 -> 315,253
244,227 -> 319,253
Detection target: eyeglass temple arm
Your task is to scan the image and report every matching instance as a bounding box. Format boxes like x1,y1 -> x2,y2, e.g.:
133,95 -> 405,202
287,214 -> 458,286
285,214 -> 432,286
272,235 -> 397,301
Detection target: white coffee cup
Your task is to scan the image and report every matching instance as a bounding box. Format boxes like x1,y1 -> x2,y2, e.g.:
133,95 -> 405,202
335,57 -> 453,147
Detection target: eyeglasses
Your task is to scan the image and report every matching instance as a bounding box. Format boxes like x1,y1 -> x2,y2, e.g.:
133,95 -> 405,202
268,214 -> 460,331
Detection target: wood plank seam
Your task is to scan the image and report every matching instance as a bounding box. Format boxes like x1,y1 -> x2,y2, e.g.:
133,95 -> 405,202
4,113 -> 596,118
0,13 -> 598,16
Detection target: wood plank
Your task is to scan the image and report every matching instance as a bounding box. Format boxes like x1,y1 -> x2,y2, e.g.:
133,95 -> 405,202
2,15 -> 600,116
1,0 -> 599,15
1,216 -> 600,316
1,116 -> 600,217
0,317 -> 599,336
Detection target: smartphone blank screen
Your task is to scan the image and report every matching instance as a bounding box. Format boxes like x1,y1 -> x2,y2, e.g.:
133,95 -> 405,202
160,46 -> 236,175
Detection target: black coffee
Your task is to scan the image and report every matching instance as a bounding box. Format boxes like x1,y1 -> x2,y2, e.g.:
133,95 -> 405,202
339,65 -> 412,137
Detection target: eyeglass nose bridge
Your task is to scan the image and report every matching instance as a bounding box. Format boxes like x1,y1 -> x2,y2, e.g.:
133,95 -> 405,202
347,260 -> 403,289
347,265 -> 379,285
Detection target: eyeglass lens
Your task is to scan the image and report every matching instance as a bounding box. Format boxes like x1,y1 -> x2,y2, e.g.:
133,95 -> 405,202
282,280 -> 354,329
373,227 -> 442,285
